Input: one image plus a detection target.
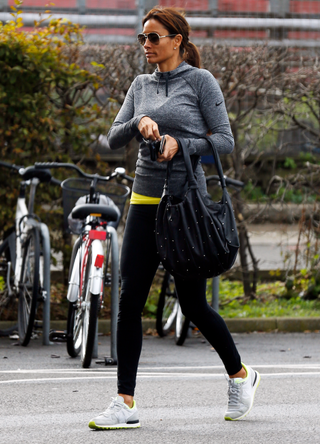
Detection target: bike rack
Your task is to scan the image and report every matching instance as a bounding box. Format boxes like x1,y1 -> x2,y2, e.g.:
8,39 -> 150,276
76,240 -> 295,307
39,223 -> 51,345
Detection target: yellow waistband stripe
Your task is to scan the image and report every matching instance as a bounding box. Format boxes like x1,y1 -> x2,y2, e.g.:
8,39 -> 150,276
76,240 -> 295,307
130,191 -> 161,205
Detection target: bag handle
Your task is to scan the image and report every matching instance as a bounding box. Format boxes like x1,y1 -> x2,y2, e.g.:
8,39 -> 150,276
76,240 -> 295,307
164,139 -> 197,190
165,137 -> 226,189
177,139 -> 198,187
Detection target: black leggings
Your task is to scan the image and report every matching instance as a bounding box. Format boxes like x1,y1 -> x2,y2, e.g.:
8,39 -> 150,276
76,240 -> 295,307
117,204 -> 242,396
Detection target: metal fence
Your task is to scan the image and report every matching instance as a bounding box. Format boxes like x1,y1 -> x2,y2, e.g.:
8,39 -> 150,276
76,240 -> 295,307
1,0 -> 320,47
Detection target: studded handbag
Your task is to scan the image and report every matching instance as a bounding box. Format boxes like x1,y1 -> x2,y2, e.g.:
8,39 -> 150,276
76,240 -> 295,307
155,137 -> 239,280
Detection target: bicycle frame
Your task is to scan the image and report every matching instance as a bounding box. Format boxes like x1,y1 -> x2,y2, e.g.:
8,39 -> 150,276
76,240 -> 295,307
67,221 -> 106,306
14,178 -> 40,289
0,161 -> 54,345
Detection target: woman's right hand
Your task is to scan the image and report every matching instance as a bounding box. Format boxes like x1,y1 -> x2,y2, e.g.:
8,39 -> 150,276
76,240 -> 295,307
138,116 -> 161,141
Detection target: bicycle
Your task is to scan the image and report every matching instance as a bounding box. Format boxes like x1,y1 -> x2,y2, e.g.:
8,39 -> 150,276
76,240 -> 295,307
156,174 -> 244,346
0,161 -> 55,345
35,162 -> 131,368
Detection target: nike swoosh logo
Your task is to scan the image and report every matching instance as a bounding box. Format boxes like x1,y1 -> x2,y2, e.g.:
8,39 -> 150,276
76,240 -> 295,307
216,101 -> 223,106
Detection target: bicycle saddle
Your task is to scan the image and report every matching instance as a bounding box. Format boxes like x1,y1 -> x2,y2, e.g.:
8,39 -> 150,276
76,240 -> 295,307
71,204 -> 119,222
21,167 -> 52,183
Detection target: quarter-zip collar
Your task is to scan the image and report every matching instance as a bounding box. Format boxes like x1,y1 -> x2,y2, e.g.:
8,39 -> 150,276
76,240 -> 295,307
153,61 -> 193,97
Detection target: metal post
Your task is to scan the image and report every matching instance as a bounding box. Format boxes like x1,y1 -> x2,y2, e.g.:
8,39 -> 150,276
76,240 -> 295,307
136,0 -> 144,34
107,226 -> 119,362
0,0 -> 7,12
208,0 -> 218,16
207,0 -> 218,38
270,0 -> 290,40
77,0 -> 86,15
92,321 -> 98,359
270,0 -> 290,17
211,276 -> 219,313
144,0 -> 157,11
39,223 -> 51,345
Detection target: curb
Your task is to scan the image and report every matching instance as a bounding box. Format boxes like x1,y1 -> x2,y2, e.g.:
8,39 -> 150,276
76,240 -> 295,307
2,318 -> 319,335
224,317 -> 320,333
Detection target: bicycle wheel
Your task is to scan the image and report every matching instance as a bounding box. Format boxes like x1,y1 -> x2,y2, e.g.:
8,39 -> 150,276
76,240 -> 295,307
81,248 -> 100,368
66,238 -> 82,357
156,270 -> 179,337
66,301 -> 82,357
175,304 -> 190,346
0,234 -> 18,336
18,227 -> 40,346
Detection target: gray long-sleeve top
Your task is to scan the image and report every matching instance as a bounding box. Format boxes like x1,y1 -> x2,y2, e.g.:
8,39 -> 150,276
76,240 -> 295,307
107,61 -> 234,198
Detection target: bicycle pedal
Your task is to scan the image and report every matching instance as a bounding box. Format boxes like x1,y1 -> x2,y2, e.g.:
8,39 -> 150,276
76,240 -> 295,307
48,330 -> 67,342
104,356 -> 117,366
33,320 -> 43,329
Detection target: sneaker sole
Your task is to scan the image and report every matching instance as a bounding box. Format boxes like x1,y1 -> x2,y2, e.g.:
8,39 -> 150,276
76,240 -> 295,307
88,421 -> 141,430
224,371 -> 261,421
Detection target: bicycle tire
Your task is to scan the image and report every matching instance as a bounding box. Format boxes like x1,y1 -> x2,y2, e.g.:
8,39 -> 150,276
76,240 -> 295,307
156,270 -> 178,337
66,301 -> 82,357
175,304 -> 190,346
81,248 -> 100,368
18,227 -> 40,346
0,235 -> 18,336
103,232 -> 117,362
66,238 -> 82,357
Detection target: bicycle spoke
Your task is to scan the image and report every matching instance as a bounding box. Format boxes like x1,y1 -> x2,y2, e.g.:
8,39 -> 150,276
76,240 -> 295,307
18,228 -> 40,346
23,299 -> 29,328
73,310 -> 82,338
163,300 -> 179,330
22,293 -> 31,317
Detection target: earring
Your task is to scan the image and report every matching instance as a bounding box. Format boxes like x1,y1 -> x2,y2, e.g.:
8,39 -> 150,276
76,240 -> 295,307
174,47 -> 177,49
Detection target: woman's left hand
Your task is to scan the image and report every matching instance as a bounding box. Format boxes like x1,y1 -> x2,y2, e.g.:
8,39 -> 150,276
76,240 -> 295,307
157,135 -> 179,163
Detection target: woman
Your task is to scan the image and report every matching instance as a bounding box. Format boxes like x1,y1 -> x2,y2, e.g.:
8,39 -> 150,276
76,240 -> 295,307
89,7 -> 260,430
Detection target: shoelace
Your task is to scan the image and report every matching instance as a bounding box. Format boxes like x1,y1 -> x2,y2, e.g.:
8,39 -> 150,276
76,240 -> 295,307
101,398 -> 124,417
227,380 -> 241,407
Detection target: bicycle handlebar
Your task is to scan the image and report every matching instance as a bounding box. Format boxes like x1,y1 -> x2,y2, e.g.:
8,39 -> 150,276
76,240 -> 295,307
34,162 -> 243,189
35,162 -> 89,177
35,162 -> 134,184
35,161 -> 117,182
206,174 -> 244,189
50,177 -> 62,186
0,160 -> 23,172
0,161 -> 62,186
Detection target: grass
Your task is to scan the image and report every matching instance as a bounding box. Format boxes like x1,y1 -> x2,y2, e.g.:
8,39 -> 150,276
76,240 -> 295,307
12,271 -> 320,322
142,274 -> 320,320
210,279 -> 320,318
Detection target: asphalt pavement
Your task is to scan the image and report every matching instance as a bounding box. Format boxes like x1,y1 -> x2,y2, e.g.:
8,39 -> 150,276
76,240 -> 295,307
238,223 -> 305,270
1,331 -> 320,444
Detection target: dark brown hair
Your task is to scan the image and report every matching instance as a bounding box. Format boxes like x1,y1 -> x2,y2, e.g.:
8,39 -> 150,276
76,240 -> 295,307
142,7 -> 201,69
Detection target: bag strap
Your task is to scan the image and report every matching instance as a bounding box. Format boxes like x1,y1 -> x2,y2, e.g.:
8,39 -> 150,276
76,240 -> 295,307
203,136 -> 226,189
165,137 -> 226,190
177,139 -> 198,188
164,139 -> 197,191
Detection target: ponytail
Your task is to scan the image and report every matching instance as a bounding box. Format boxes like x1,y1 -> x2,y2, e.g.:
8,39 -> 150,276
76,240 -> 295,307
183,41 -> 201,69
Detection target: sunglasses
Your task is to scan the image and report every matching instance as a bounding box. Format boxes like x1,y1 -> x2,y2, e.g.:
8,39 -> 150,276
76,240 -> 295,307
137,32 -> 177,46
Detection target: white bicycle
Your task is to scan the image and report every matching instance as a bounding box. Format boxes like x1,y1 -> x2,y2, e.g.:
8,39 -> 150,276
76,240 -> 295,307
0,161 -> 53,345
36,162 -> 131,368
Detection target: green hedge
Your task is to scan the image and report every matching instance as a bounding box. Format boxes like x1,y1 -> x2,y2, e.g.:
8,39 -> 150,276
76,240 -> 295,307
0,10 -> 112,279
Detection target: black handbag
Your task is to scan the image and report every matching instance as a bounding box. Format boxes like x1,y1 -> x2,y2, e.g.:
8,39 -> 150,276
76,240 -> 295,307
155,137 -> 239,280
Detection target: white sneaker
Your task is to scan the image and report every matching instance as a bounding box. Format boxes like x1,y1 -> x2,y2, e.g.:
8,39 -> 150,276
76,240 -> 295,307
89,396 -> 140,430
224,363 -> 261,421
